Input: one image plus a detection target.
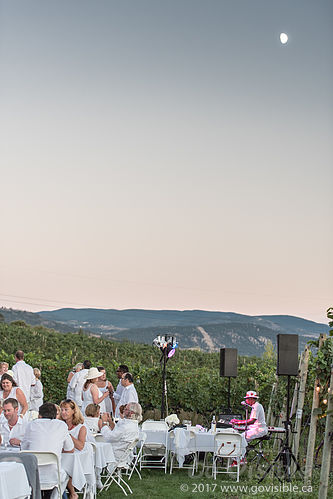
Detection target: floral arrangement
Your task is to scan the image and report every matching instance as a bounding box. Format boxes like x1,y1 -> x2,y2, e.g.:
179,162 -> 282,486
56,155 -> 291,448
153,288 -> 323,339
164,414 -> 180,427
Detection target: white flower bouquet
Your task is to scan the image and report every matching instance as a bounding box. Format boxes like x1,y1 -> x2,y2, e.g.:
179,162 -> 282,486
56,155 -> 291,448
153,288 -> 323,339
164,414 -> 180,427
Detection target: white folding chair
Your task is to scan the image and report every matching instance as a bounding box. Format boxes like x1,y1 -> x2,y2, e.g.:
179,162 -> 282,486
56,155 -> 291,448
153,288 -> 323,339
126,432 -> 146,480
94,433 -> 106,443
169,429 -> 198,475
212,432 -> 243,482
100,439 -> 138,496
21,450 -> 64,498
140,421 -> 168,473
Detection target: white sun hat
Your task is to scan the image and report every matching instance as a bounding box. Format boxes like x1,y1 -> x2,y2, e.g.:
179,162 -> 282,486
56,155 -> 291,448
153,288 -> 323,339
244,390 -> 259,399
85,367 -> 101,380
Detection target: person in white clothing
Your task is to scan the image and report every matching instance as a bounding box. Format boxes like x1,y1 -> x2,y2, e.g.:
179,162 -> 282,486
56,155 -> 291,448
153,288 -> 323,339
0,398 -> 28,447
0,362 -> 9,381
11,350 -> 35,404
99,402 -> 141,462
60,399 -> 88,498
113,364 -> 129,406
21,402 -> 74,499
230,389 -> 268,465
97,366 -> 115,414
84,403 -> 101,434
68,360 -> 91,407
0,373 -> 29,416
232,390 -> 268,441
66,363 -> 83,400
115,372 -> 138,418
30,368 -> 44,412
81,367 -> 110,414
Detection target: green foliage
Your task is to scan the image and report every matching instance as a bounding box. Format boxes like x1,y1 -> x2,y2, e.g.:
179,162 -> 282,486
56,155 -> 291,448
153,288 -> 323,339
0,318 -> 331,426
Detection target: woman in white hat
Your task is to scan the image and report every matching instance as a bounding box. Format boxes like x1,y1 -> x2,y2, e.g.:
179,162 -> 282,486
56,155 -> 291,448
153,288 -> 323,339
81,367 -> 110,415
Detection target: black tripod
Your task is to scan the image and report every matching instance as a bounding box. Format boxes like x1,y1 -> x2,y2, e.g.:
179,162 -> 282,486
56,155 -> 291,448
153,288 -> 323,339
259,376 -> 303,483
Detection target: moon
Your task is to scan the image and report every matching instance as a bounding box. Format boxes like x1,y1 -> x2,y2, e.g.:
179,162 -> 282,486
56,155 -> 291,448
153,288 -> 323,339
280,33 -> 288,44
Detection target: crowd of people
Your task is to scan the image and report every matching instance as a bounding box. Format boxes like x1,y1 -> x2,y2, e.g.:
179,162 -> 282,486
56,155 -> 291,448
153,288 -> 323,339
0,351 -> 142,499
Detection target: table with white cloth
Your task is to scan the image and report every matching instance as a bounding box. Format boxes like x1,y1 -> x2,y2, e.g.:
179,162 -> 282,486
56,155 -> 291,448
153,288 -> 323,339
93,438 -> 116,488
61,445 -> 96,498
0,461 -> 31,499
141,427 -> 246,466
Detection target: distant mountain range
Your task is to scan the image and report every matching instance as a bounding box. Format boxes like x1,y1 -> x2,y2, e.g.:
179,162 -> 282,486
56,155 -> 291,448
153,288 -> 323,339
1,306 -> 328,356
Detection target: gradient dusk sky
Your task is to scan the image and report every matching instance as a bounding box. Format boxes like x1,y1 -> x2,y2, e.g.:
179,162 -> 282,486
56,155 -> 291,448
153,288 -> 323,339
1,0 -> 332,323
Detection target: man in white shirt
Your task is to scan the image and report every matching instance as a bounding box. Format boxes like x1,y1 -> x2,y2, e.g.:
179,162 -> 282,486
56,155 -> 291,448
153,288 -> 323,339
0,398 -> 28,447
113,364 -> 129,406
68,359 -> 91,407
115,372 -> 138,418
11,350 -> 35,405
99,402 -> 141,462
231,390 -> 268,441
21,402 -> 74,497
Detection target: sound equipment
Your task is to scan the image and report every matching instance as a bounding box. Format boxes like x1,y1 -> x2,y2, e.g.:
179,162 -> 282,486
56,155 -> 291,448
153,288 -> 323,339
217,413 -> 241,428
220,348 -> 238,377
236,425 -> 286,433
277,334 -> 299,376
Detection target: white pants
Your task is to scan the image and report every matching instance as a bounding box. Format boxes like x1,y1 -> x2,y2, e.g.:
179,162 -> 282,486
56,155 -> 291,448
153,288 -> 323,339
245,426 -> 268,442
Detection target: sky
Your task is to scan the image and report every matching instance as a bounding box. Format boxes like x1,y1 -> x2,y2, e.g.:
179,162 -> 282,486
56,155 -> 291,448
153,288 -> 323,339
1,0 -> 332,324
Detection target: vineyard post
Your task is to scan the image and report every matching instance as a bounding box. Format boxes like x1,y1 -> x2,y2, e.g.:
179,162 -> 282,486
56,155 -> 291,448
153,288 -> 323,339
266,378 -> 277,427
291,346 -> 309,472
304,334 -> 327,483
273,404 -> 286,452
318,362 -> 333,499
290,351 -> 304,418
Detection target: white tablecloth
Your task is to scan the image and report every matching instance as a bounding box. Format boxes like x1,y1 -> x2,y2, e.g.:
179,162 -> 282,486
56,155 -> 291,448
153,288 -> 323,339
94,441 -> 116,473
0,461 -> 30,499
143,428 -> 242,454
61,445 -> 95,495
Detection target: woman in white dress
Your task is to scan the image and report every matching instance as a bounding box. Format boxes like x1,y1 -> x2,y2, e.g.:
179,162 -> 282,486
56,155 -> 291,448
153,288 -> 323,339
81,367 -> 110,415
0,373 -> 28,416
60,399 -> 88,499
96,366 -> 115,415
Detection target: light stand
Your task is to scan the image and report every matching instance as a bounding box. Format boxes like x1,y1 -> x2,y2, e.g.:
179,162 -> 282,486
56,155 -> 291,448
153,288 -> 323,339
161,345 -> 167,419
259,375 -> 302,483
153,335 -> 178,420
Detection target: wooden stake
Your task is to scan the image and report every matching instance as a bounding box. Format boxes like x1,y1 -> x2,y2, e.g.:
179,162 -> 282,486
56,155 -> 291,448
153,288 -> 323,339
318,362 -> 333,499
266,378 -> 277,426
291,346 -> 309,471
304,334 -> 327,483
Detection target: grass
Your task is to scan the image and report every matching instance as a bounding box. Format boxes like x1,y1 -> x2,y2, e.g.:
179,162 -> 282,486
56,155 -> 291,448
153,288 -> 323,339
97,463 -> 331,499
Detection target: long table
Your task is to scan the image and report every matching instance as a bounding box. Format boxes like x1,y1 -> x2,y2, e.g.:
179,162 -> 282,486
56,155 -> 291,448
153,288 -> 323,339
0,461 -> 30,499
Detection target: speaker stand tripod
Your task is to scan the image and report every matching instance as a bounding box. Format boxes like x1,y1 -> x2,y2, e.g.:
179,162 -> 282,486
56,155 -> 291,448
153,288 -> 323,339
259,376 -> 303,483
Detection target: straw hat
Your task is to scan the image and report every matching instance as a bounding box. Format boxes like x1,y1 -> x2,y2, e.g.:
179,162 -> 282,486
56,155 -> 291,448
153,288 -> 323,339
85,367 -> 101,380
7,370 -> 14,378
244,390 -> 259,399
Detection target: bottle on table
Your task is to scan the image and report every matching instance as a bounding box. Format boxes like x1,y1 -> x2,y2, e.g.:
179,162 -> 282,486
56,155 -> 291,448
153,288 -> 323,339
211,415 -> 216,433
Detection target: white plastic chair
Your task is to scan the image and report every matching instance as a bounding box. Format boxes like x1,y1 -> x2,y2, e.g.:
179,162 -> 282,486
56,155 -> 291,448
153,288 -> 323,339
21,450 -> 64,498
169,429 -> 198,475
140,421 -> 169,473
212,432 -> 243,482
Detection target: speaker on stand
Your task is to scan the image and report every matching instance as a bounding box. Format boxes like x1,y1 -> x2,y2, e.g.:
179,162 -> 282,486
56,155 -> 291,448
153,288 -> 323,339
220,348 -> 238,413
260,334 -> 302,483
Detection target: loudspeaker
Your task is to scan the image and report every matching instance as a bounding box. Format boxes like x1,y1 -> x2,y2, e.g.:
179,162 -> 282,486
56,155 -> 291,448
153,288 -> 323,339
277,334 -> 299,376
220,348 -> 238,377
